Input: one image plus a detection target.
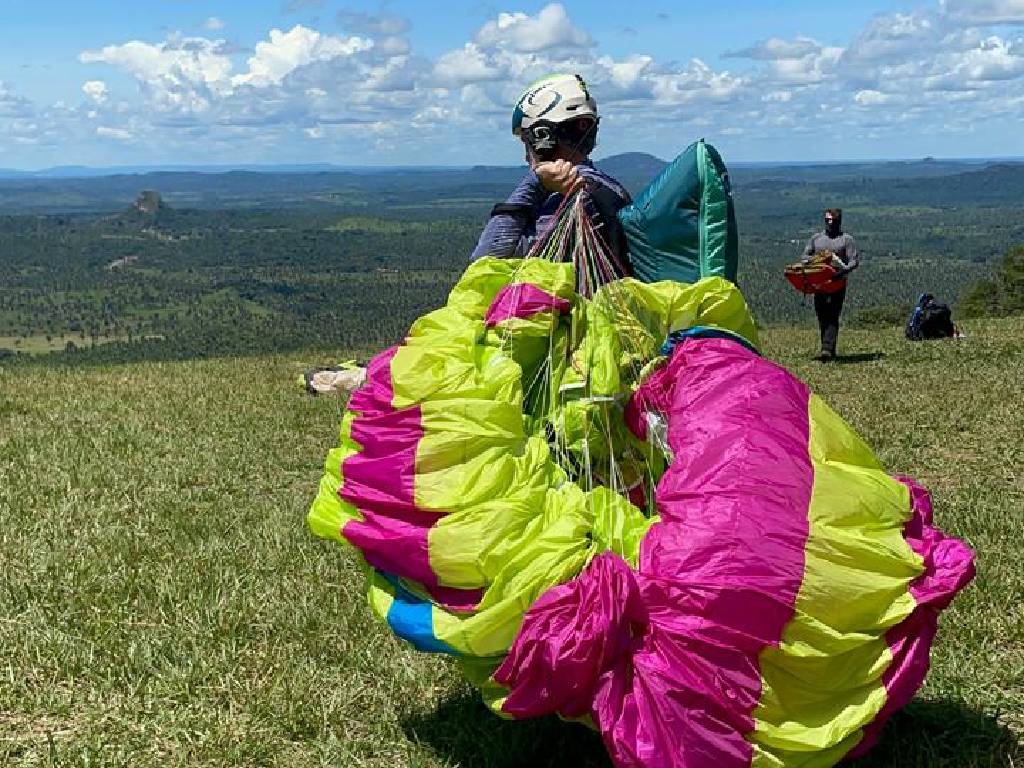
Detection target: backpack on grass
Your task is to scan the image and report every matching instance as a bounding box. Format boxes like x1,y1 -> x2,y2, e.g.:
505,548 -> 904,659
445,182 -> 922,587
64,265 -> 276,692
906,293 -> 955,341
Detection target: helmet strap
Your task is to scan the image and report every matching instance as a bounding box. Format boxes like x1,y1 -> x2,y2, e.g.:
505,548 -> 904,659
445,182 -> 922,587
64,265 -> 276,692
565,118 -> 598,158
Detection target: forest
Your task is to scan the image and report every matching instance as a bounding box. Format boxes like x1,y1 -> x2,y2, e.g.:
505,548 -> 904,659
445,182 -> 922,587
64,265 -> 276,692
1,154 -> 1022,364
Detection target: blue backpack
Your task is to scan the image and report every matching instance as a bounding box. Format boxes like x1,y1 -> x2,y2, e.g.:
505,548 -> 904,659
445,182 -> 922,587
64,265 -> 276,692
906,294 -> 955,340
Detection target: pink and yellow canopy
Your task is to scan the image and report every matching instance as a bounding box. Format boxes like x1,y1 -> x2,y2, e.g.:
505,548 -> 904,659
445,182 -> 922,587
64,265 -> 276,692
310,257 -> 974,768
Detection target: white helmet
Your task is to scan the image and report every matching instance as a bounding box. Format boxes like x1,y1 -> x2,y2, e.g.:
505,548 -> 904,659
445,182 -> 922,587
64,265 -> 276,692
512,73 -> 599,158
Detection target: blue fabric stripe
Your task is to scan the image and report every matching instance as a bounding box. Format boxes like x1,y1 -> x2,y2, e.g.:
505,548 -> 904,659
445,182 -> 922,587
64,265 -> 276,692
379,572 -> 459,656
660,326 -> 760,357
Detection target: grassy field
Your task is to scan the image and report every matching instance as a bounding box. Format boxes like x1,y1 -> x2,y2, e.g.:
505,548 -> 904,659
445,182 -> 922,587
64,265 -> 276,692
1,317 -> 1022,767
0,336 -> 128,356
0,337 -> 84,355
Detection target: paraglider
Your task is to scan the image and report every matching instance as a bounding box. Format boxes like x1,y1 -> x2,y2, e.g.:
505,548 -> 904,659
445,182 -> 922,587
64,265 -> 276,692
784,251 -> 846,294
309,153 -> 974,767
620,139 -> 739,285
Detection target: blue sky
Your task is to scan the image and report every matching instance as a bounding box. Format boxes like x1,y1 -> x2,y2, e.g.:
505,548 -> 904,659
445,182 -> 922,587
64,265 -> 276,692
2,0 -> 1024,168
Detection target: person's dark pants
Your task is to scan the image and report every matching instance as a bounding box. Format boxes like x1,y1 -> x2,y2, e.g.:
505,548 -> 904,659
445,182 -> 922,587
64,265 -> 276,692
814,284 -> 847,356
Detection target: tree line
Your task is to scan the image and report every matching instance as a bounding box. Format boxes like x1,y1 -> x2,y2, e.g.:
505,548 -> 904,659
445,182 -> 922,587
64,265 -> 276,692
1,179 -> 1021,364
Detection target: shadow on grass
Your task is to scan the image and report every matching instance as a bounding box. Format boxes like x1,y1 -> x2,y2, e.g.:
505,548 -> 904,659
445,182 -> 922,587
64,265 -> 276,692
830,352 -> 887,364
404,695 -> 1020,768
849,700 -> 1022,768
401,692 -> 611,768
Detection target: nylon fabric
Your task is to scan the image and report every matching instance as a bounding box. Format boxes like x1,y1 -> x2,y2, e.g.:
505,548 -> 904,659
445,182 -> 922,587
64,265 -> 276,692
621,139 -> 739,285
309,253 -> 973,768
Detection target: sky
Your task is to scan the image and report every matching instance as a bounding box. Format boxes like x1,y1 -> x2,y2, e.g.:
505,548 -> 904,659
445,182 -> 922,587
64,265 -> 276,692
2,0 -> 1024,168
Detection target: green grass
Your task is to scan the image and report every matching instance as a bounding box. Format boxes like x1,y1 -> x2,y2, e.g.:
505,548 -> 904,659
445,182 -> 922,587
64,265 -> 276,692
1,319 -> 1022,767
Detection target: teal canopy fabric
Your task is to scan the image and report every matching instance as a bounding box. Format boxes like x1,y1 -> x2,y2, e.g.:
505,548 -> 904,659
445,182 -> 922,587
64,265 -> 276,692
619,139 -> 739,285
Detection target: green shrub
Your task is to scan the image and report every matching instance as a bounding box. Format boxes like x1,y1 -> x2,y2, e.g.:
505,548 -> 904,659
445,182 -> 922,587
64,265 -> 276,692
959,244 -> 1024,317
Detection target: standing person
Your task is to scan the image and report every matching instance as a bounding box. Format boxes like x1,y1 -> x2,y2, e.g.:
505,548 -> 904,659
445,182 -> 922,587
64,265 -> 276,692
800,208 -> 859,361
471,73 -> 632,272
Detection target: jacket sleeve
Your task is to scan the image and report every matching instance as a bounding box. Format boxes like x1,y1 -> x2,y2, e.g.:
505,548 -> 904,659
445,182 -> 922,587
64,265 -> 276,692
471,171 -> 548,259
800,236 -> 817,262
841,235 -> 859,271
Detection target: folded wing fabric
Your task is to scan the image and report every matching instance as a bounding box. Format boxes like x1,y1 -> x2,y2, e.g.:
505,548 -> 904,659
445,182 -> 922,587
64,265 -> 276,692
309,256 -> 974,768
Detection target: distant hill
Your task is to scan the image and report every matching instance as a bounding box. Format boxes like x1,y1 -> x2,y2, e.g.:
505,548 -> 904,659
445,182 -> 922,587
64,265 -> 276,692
0,153 -> 669,213
593,152 -> 668,193
0,163 -> 462,179
730,157 -> 1008,185
1,154 -> 1024,214
817,160 -> 1024,207
2,154 -> 1020,182
0,153 -> 666,182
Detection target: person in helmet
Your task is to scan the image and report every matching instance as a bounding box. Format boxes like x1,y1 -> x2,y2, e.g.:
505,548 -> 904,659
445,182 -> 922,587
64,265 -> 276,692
471,74 -> 632,272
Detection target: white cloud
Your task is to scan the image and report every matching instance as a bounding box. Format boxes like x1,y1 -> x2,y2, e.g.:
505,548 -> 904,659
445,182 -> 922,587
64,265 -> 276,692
949,36 -> 1024,80
80,38 -> 233,89
433,44 -> 504,87
0,81 -> 33,117
3,118 -> 44,146
73,6 -> 753,160
337,10 -> 410,36
600,55 -> 654,96
80,37 -> 234,113
79,26 -> 375,104
727,35 -> 843,86
376,36 -> 412,57
854,89 -> 892,105
728,37 -> 822,61
96,125 -> 133,140
202,17 -> 226,32
336,10 -> 411,58
50,1 -> 1024,165
79,24 -> 380,127
82,80 -> 109,103
650,60 -> 747,104
943,0 -> 1024,23
475,3 -> 591,52
771,45 -> 843,85
232,25 -> 373,87
842,12 -> 940,72
357,55 -> 419,93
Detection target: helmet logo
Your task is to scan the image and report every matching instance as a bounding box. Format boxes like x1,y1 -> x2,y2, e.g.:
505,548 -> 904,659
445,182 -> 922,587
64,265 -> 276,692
529,124 -> 556,150
523,85 -> 562,119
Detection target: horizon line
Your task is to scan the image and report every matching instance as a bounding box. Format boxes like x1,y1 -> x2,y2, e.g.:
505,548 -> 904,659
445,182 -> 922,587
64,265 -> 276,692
2,153 -> 1024,178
